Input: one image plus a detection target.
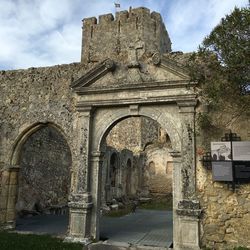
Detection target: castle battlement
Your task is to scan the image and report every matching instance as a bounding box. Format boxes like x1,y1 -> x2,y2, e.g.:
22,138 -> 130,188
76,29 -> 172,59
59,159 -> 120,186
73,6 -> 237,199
81,7 -> 171,63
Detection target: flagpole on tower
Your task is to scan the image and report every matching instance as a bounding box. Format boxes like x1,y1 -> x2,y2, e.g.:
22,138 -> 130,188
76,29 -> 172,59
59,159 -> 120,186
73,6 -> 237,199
114,2 -> 121,12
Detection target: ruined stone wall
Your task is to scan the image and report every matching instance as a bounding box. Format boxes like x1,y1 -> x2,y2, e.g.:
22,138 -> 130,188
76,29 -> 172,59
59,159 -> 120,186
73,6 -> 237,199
16,126 -> 71,215
0,62 -> 94,223
196,111 -> 250,249
106,116 -> 160,153
0,62 -> 91,168
140,117 -> 159,149
82,7 -> 171,63
106,117 -> 142,153
143,145 -> 173,196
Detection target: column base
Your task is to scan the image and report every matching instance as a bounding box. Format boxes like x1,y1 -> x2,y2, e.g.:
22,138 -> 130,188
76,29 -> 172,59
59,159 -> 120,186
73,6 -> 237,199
64,235 -> 92,245
0,221 -> 15,230
173,200 -> 202,250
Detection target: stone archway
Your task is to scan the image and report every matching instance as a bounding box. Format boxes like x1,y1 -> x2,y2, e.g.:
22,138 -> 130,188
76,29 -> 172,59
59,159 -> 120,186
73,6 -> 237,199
1,122 -> 72,231
66,102 -> 201,250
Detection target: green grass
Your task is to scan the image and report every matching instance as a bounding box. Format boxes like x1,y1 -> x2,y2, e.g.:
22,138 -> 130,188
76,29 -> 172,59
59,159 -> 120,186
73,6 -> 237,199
104,205 -> 133,217
138,198 -> 173,211
104,198 -> 173,217
0,231 -> 83,250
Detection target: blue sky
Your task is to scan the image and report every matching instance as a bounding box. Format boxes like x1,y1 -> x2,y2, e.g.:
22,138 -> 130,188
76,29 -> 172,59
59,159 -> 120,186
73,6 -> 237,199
0,0 -> 248,70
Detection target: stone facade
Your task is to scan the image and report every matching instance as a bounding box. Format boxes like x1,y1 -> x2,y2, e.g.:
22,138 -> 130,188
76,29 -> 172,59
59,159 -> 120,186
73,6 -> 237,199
0,6 -> 249,250
196,110 -> 250,249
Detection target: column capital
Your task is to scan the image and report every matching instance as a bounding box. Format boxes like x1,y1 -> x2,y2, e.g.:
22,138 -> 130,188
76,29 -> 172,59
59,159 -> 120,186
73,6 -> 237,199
68,192 -> 93,209
76,105 -> 94,114
169,150 -> 181,158
177,100 -> 197,113
9,165 -> 20,172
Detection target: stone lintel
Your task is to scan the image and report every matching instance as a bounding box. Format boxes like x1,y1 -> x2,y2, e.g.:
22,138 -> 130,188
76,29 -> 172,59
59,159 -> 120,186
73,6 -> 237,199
75,80 -> 196,95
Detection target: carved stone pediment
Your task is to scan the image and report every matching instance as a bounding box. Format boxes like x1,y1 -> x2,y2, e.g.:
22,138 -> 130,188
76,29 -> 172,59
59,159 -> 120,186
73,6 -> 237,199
155,53 -> 191,80
72,54 -> 192,95
71,58 -> 115,90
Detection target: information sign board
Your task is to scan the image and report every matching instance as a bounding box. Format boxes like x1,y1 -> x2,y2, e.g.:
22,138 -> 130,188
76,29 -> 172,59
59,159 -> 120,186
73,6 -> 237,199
232,141 -> 250,161
234,161 -> 250,181
212,161 -> 233,181
211,142 -> 231,161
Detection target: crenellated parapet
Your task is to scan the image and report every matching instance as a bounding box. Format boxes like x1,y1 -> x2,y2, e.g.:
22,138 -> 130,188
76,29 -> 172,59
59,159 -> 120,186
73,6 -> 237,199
81,7 -> 171,63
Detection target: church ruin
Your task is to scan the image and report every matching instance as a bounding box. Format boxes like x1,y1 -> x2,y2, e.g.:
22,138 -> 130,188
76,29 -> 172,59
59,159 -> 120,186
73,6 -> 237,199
0,7 -> 249,250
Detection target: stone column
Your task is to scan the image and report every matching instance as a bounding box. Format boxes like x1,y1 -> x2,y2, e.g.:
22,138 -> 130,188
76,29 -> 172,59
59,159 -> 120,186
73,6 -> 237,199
0,169 -> 10,228
89,151 -> 103,240
66,107 -> 93,244
178,100 -> 197,199
169,150 -> 182,249
174,100 -> 202,250
0,166 -> 19,229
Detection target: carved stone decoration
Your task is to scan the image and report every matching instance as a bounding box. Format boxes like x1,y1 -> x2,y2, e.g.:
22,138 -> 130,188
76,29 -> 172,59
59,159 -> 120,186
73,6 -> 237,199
104,58 -> 115,71
77,125 -> 88,193
74,108 -> 93,194
177,100 -> 197,200
152,52 -> 161,65
181,120 -> 196,199
127,39 -> 144,68
176,199 -> 202,218
68,192 -> 93,209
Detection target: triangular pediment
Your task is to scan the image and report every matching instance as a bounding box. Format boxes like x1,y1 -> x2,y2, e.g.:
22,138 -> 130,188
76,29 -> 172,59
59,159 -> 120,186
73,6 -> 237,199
152,53 -> 190,81
71,58 -> 115,90
72,54 -> 191,93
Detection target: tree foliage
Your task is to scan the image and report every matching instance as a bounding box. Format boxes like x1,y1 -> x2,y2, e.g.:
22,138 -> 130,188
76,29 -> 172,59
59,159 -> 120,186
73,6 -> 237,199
187,6 -> 250,130
202,6 -> 250,92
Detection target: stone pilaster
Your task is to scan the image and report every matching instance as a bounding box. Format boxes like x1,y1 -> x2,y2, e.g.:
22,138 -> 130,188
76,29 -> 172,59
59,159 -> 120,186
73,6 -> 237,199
175,100 -> 201,250
66,107 -> 93,243
0,166 -> 19,229
177,100 -> 197,199
89,151 -> 104,240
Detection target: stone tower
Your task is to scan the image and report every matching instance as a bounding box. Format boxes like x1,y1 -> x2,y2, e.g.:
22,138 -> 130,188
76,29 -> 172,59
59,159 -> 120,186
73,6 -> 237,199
81,7 -> 171,63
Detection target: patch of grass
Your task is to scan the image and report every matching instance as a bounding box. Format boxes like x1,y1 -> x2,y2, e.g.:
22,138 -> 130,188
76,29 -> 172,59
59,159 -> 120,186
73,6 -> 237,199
0,231 -> 82,250
138,198 -> 173,211
104,205 -> 133,217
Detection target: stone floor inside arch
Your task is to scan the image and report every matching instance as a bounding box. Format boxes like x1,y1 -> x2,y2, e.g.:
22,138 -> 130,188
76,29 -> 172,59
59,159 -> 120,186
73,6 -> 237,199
15,209 -> 173,249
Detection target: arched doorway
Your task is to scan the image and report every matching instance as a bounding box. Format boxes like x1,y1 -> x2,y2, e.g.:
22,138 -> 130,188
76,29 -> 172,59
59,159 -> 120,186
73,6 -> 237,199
8,123 -> 72,235
98,116 -> 174,247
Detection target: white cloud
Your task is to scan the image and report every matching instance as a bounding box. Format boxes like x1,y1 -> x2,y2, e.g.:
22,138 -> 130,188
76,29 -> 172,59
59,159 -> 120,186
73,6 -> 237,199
0,0 -> 248,69
164,0 -> 248,51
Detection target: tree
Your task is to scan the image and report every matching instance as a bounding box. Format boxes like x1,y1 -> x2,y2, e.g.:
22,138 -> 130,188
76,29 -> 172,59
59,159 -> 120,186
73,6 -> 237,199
187,6 -> 250,133
202,6 -> 250,93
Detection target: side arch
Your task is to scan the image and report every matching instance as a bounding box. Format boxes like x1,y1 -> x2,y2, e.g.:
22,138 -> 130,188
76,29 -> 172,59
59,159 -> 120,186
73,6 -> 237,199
10,121 -> 72,166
